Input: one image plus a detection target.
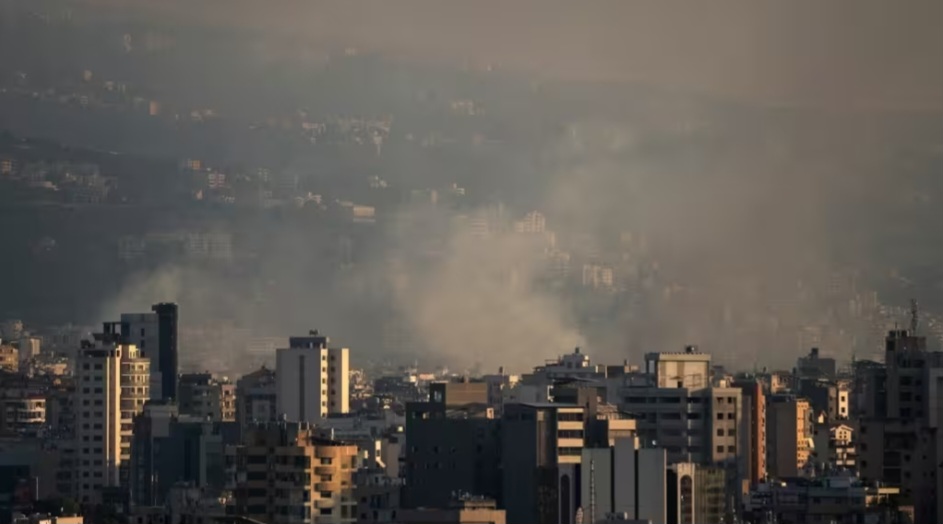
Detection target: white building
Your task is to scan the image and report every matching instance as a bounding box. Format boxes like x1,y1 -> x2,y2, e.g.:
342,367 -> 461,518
74,323 -> 150,504
276,333 -> 349,423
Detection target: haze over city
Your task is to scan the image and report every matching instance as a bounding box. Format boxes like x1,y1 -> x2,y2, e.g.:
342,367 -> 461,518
0,2 -> 941,522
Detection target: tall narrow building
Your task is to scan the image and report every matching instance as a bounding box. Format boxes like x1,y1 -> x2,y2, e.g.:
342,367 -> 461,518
276,333 -> 349,423
733,377 -> 767,488
120,303 -> 178,401
74,322 -> 150,504
858,329 -> 943,524
766,396 -> 812,479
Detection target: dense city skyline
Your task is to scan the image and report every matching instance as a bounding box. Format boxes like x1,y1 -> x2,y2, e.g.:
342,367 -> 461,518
0,1 -> 941,523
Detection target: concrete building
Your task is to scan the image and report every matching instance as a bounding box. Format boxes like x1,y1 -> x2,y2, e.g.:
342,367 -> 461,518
501,403 -> 586,524
398,498 -> 505,524
858,329 -> 943,524
130,403 -> 238,507
796,347 -> 837,379
0,395 -> 45,435
227,422 -> 359,524
404,381 -> 500,508
811,418 -> 856,473
235,366 -> 277,430
732,377 -> 767,487
520,347 -> 606,386
766,396 -> 812,479
119,303 -> 178,402
577,441 -> 666,524
276,333 -> 349,423
353,468 -> 402,524
0,344 -> 18,372
619,349 -> 742,468
74,323 -> 150,504
743,476 -> 903,524
129,402 -> 179,507
178,373 -> 236,422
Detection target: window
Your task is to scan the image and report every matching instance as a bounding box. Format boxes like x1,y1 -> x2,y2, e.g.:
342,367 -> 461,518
727,445 -> 735,452
728,428 -> 736,437
716,429 -> 724,436
716,446 -> 724,453
716,413 -> 724,420
321,458 -> 333,465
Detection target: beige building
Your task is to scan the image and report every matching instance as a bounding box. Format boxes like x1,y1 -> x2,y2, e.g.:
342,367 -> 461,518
817,422 -> 856,472
767,396 -> 812,478
0,344 -> 18,372
74,323 -> 150,504
228,422 -> 359,524
0,395 -> 45,433
398,498 -> 506,524
178,373 -> 236,421
276,334 -> 350,423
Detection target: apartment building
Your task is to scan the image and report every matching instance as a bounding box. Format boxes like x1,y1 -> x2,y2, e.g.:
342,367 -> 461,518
767,396 -> 812,478
858,329 -> 943,523
276,333 -> 349,423
227,422 -> 359,524
502,403 -> 586,524
236,366 -> 277,430
74,323 -> 150,504
178,373 -> 236,422
619,349 -> 742,468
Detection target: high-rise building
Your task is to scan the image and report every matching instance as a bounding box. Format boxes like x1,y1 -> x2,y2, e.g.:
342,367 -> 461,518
501,403 -> 586,524
619,349 -> 742,467
276,333 -> 349,423
404,381 -> 500,508
130,403 -> 238,507
766,396 -> 812,479
235,366 -> 277,430
120,303 -> 178,402
74,323 -> 150,504
732,377 -> 767,487
227,422 -> 359,524
178,373 -> 236,421
858,329 -> 943,523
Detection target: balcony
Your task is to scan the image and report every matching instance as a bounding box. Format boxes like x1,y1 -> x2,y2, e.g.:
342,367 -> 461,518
315,466 -> 334,475
314,499 -> 335,509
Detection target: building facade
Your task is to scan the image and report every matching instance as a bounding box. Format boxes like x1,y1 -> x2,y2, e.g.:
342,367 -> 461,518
767,396 -> 812,479
119,303 -> 178,402
227,422 -> 359,524
74,323 -> 150,504
276,334 -> 349,423
178,373 -> 236,422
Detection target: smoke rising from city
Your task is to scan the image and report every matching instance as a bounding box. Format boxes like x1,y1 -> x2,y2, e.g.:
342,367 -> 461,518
3,0 -> 942,375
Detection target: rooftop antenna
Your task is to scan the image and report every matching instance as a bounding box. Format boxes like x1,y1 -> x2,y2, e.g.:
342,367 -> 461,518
910,299 -> 919,334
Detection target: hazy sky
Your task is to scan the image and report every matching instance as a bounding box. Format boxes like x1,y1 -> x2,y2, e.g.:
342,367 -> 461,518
103,0 -> 943,111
